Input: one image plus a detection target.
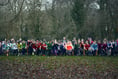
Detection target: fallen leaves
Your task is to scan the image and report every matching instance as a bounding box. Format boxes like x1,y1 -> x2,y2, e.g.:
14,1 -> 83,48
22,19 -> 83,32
0,56 -> 118,79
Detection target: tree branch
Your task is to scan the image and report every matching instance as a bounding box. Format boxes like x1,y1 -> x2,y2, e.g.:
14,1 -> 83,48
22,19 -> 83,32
0,0 -> 10,6
9,0 -> 25,23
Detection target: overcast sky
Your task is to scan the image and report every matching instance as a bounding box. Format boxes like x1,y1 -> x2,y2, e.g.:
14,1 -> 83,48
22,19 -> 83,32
45,0 -> 52,3
41,0 -> 52,10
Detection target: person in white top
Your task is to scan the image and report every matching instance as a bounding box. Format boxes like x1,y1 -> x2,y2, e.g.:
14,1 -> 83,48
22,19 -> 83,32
11,40 -> 18,56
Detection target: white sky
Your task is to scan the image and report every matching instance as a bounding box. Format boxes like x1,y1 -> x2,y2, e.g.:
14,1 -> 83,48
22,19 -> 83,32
89,2 -> 100,10
44,0 -> 52,4
41,0 -> 52,10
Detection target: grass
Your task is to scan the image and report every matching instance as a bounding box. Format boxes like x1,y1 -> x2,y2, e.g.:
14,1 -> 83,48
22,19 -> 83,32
0,56 -> 118,79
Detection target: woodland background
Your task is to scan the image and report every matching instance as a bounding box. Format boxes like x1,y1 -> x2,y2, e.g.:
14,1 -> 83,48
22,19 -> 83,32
0,0 -> 118,40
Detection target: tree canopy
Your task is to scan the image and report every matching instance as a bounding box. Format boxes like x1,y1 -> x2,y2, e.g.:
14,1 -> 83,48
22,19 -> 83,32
0,0 -> 118,40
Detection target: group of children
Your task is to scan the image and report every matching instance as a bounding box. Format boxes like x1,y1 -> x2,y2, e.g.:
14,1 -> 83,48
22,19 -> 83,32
0,37 -> 118,56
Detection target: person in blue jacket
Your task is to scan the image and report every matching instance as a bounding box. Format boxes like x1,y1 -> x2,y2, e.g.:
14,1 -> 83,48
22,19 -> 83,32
90,41 -> 98,56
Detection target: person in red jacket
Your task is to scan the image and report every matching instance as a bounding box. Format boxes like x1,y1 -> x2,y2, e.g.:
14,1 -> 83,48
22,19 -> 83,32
32,41 -> 37,55
41,42 -> 47,56
36,41 -> 42,55
84,41 -> 90,50
102,41 -> 107,56
84,41 -> 90,55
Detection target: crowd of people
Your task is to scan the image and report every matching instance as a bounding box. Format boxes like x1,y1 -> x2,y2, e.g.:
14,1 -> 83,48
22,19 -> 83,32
0,37 -> 118,56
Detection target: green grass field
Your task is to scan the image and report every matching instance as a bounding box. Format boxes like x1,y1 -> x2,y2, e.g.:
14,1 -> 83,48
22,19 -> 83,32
0,56 -> 118,79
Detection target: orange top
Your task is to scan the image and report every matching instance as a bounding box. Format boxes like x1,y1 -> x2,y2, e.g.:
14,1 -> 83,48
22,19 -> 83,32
65,42 -> 73,51
66,45 -> 73,51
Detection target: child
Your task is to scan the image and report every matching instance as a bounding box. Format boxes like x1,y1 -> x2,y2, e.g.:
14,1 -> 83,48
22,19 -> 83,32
107,41 -> 112,56
84,41 -> 90,56
32,41 -> 37,55
52,40 -> 58,56
97,40 -> 102,56
6,40 -> 11,56
36,40 -> 40,55
88,37 -> 93,45
41,42 -> 47,56
74,41 -> 80,56
116,39 -> 118,46
65,41 -> 74,56
2,41 -> 7,55
22,41 -> 26,55
102,41 -> 107,56
47,41 -> 52,56
90,41 -> 98,56
80,39 -> 85,56
116,39 -> 118,55
0,42 -> 2,55
111,40 -> 116,56
27,41 -> 33,55
17,41 -> 22,56
11,40 -> 18,56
